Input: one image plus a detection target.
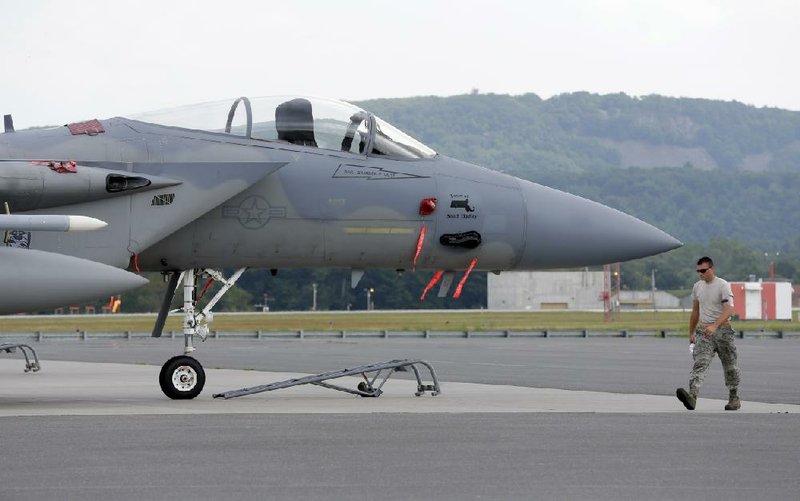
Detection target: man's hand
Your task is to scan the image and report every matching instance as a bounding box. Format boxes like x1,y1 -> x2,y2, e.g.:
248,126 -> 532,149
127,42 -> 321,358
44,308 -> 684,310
689,332 -> 696,344
702,324 -> 716,336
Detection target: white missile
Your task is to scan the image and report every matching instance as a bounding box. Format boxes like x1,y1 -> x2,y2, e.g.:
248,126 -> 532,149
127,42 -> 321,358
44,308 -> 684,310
0,214 -> 107,232
65,215 -> 108,231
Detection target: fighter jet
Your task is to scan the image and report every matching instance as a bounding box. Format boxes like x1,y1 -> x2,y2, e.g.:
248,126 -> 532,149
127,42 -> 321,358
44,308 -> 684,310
0,95 -> 681,398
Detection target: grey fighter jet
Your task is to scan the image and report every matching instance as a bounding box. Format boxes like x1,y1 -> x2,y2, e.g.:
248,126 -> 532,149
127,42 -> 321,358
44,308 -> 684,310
0,96 -> 681,398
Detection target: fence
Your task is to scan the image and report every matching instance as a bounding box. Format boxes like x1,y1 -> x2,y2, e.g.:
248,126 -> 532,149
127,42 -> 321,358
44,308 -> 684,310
2,329 -> 800,342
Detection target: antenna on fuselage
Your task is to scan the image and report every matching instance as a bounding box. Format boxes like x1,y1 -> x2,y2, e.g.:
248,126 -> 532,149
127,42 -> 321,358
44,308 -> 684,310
3,114 -> 14,133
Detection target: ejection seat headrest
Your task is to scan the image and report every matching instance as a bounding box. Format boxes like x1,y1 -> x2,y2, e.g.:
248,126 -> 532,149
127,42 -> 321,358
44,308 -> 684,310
275,98 -> 317,147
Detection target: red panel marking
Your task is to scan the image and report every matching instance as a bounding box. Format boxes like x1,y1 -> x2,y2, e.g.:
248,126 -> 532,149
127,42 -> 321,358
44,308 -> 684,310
731,283 -> 745,319
67,119 -> 105,135
762,282 -> 776,320
32,160 -> 78,173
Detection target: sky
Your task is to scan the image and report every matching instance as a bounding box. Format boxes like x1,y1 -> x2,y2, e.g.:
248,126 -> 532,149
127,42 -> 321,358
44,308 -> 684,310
1,0 -> 798,128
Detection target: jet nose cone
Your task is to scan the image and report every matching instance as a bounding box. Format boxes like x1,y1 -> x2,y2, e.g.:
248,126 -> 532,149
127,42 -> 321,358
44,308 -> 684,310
518,181 -> 682,269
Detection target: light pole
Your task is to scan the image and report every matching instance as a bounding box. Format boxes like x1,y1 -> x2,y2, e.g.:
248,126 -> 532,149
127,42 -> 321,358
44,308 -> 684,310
365,288 -> 374,310
612,263 -> 621,319
651,268 -> 657,312
312,283 -> 318,311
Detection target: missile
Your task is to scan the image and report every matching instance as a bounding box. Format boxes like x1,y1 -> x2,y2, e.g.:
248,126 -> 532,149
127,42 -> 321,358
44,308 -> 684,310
0,214 -> 107,232
0,247 -> 149,315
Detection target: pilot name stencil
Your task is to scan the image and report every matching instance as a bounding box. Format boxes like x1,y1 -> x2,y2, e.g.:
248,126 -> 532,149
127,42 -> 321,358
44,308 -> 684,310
222,195 -> 286,229
332,164 -> 428,181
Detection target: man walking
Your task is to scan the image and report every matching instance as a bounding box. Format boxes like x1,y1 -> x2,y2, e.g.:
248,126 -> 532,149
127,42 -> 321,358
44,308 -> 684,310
677,256 -> 741,411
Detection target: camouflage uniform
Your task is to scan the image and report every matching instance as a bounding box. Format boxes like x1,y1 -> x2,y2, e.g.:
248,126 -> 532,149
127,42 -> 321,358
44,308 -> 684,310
689,324 -> 740,396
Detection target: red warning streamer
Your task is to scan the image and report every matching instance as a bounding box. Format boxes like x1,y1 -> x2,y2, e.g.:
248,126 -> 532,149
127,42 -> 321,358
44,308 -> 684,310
420,270 -> 444,301
453,257 -> 478,299
196,278 -> 215,302
412,224 -> 426,271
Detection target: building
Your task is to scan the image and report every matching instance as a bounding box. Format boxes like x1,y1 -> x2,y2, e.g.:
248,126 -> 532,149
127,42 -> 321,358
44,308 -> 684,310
730,281 -> 793,320
617,290 -> 680,309
488,271 -> 605,310
488,271 -> 680,311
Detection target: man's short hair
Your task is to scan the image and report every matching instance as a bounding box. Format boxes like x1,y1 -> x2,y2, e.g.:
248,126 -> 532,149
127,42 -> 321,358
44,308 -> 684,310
697,256 -> 714,267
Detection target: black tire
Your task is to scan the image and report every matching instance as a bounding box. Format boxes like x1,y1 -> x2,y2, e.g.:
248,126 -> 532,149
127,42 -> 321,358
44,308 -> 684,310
357,381 -> 377,397
159,355 -> 205,400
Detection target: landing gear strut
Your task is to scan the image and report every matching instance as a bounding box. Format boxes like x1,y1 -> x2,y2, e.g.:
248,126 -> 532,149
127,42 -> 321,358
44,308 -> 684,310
155,267 -> 246,399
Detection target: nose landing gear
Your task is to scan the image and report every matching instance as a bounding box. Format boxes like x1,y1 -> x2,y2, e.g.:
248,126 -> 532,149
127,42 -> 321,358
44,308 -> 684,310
155,267 -> 246,399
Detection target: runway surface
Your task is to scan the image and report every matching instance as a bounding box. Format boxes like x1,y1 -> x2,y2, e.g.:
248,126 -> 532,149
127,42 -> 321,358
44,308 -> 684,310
2,337 -> 799,500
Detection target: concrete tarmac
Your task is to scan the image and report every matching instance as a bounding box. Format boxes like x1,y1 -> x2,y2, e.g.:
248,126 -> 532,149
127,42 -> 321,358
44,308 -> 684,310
2,359 -> 798,416
2,337 -> 800,500
13,336 -> 800,402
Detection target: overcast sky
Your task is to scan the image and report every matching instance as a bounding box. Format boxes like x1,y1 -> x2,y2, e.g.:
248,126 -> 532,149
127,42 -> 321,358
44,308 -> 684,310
1,0 -> 798,128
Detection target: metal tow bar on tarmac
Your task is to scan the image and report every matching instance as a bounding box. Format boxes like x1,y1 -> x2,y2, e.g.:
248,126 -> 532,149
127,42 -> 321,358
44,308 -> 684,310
213,359 -> 441,399
0,343 -> 41,373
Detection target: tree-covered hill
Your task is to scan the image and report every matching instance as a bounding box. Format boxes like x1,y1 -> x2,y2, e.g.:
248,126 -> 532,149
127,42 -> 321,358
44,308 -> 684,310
358,92 -> 800,173
357,92 -> 800,249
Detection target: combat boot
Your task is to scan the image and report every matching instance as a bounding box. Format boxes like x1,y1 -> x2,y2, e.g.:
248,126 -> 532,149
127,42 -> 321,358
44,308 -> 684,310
676,387 -> 696,410
725,389 -> 741,411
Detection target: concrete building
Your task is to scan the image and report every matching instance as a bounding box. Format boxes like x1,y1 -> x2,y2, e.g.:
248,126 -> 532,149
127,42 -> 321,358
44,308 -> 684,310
617,290 -> 680,309
488,271 -> 680,311
488,271 -> 605,310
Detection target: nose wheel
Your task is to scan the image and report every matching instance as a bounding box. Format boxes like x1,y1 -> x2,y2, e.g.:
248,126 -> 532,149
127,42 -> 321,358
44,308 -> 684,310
153,268 -> 246,399
159,355 -> 206,399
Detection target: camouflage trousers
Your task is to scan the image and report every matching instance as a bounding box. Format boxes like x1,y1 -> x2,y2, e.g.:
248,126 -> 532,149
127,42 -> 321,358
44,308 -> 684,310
689,324 -> 740,396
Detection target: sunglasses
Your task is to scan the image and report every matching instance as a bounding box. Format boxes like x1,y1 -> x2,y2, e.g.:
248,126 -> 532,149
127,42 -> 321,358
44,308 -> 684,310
696,268 -> 711,274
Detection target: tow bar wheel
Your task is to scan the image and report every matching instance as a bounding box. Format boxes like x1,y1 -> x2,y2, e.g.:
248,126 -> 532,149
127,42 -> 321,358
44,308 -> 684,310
159,355 -> 206,399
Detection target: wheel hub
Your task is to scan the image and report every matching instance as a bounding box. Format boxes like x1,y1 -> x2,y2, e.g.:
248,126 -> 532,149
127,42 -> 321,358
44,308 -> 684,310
171,365 -> 197,392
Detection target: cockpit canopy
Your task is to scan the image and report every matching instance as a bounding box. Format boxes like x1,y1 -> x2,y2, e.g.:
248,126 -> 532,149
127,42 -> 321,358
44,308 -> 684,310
128,96 -> 437,159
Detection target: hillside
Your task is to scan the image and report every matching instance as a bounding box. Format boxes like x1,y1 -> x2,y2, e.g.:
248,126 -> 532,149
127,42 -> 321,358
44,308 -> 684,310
358,92 -> 800,174
357,93 -> 800,249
